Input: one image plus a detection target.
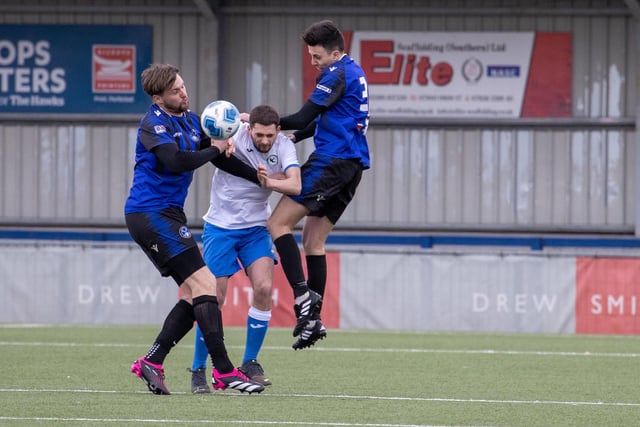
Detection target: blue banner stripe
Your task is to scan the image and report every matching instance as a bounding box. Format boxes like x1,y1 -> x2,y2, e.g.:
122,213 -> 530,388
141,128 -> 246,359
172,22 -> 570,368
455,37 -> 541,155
0,229 -> 639,250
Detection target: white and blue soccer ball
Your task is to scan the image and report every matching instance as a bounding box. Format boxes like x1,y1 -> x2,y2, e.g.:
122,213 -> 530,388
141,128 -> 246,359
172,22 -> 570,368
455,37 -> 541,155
200,100 -> 241,140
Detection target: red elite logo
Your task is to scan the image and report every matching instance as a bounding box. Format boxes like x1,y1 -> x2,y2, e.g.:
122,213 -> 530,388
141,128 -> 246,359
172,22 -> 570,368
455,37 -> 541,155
359,40 -> 453,86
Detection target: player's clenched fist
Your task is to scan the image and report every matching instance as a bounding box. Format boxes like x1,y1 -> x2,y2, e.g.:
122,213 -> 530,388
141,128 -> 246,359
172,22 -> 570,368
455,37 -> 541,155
211,137 -> 235,157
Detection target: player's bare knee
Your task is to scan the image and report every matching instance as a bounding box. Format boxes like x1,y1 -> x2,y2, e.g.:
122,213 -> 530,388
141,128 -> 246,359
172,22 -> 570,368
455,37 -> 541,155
302,239 -> 325,255
252,284 -> 272,306
266,218 -> 279,237
185,268 -> 216,298
217,293 -> 226,306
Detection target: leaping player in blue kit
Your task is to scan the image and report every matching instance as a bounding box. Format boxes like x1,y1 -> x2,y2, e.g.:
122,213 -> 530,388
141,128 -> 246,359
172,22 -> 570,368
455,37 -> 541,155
263,20 -> 371,350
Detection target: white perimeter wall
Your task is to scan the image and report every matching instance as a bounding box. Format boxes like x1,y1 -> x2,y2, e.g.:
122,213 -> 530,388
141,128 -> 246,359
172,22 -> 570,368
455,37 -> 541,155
0,241 -> 579,334
340,252 -> 575,333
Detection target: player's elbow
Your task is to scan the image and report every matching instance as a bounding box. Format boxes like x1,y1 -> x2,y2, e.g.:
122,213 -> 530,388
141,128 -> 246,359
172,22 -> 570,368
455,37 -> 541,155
286,179 -> 301,196
280,183 -> 301,196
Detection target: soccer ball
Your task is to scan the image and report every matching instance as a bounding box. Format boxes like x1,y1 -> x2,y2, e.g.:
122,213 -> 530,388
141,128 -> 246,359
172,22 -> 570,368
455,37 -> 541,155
200,100 -> 241,140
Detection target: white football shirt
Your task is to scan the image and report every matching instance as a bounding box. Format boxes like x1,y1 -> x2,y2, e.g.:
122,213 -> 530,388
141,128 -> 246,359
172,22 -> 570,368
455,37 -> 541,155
203,123 -> 299,229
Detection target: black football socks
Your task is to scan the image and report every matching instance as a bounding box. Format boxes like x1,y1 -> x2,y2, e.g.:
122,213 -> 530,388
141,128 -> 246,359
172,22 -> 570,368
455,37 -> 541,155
192,295 -> 234,373
274,233 -> 309,298
306,254 -> 327,298
146,299 -> 194,365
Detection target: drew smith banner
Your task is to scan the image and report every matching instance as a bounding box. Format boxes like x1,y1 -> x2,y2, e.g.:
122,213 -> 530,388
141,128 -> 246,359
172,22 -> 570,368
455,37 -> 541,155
304,31 -> 571,119
0,25 -> 152,114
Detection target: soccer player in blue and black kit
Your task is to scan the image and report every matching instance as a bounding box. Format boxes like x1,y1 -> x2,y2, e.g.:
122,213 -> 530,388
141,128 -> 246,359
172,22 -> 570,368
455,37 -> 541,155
266,20 -> 370,350
125,63 -> 264,394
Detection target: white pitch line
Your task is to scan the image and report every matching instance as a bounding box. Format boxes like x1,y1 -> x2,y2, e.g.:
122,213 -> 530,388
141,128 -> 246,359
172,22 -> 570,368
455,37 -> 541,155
283,346 -> 640,358
279,393 -> 640,408
0,388 -> 639,408
0,417 -> 441,427
1,341 -> 640,358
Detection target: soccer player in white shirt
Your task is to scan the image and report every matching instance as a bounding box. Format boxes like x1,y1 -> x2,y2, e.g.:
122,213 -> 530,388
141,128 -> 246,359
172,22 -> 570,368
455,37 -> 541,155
189,105 -> 301,392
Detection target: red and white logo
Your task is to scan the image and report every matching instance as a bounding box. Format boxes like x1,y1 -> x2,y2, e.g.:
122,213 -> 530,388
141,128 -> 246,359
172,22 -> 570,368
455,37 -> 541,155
576,257 -> 640,334
92,45 -> 135,93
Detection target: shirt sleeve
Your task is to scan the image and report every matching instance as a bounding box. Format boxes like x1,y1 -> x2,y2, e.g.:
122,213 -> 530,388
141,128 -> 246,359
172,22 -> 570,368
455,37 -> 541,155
278,135 -> 300,171
152,143 -> 221,173
279,100 -> 325,131
211,154 -> 260,185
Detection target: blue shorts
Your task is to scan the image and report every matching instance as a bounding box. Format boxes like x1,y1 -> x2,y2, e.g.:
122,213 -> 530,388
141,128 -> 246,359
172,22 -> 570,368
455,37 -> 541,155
201,222 -> 277,277
292,153 -> 363,224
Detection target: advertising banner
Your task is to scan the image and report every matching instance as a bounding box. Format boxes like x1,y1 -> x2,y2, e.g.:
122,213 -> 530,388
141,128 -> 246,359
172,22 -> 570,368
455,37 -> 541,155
222,252 -> 340,329
10,239 -> 640,336
0,24 -> 152,114
340,252 -> 576,333
576,257 -> 640,334
303,31 -> 571,120
0,244 -> 177,324
0,241 -> 340,327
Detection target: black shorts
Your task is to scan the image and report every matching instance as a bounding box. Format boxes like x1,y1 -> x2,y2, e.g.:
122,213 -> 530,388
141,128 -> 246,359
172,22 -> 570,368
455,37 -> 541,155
291,153 -> 363,224
125,207 -> 205,285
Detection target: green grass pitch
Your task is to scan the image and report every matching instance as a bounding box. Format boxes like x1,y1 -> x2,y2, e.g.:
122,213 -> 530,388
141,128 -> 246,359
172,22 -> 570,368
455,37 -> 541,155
1,325 -> 639,426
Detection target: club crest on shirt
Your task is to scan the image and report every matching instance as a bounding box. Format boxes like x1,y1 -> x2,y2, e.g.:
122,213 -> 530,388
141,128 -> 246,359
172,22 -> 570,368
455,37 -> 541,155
190,128 -> 200,142
267,154 -> 278,167
179,226 -> 192,239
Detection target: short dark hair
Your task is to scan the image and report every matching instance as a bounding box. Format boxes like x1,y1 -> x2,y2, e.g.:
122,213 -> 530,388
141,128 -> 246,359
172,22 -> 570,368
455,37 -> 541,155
302,20 -> 344,52
141,63 -> 180,96
249,105 -> 280,127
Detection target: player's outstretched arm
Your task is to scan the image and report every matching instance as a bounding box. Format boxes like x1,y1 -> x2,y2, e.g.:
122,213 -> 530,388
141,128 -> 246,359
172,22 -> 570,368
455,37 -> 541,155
258,164 -> 301,195
279,101 -> 325,131
152,143 -> 222,173
212,154 -> 260,185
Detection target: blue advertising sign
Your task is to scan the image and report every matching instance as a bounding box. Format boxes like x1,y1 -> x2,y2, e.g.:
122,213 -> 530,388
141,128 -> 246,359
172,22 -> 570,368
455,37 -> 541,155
0,24 -> 152,114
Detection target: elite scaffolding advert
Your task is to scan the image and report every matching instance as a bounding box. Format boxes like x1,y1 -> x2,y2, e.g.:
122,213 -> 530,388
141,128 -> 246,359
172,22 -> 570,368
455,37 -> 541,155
304,31 -> 571,120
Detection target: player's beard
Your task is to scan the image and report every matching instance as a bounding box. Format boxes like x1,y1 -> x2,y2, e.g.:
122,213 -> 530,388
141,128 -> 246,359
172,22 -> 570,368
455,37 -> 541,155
162,98 -> 190,115
255,143 -> 272,153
